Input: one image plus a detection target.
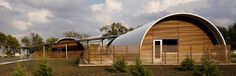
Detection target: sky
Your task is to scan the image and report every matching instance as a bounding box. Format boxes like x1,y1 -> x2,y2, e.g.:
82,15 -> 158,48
0,0 -> 236,41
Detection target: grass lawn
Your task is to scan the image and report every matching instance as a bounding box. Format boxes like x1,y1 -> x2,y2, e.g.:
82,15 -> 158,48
0,58 -> 236,76
0,56 -> 28,63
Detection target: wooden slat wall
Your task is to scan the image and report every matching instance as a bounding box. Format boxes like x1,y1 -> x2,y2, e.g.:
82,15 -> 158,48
141,20 -> 214,64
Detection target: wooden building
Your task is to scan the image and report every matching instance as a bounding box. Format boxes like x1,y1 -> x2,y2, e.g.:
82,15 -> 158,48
109,13 -> 229,64
50,37 -> 84,58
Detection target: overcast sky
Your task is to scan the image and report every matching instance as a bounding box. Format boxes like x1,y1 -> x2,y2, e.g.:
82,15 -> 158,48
0,0 -> 236,41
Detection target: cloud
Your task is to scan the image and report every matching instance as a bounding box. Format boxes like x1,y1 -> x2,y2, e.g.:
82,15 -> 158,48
28,9 -> 53,23
90,0 -> 122,25
0,0 -> 12,10
12,20 -> 32,31
213,17 -> 234,26
12,9 -> 53,31
143,0 -> 197,13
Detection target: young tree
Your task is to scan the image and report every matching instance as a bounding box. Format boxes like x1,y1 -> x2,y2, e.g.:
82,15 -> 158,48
131,58 -> 152,76
13,64 -> 27,76
34,59 -> 53,76
112,56 -> 128,72
100,22 -> 133,37
193,57 -> 221,76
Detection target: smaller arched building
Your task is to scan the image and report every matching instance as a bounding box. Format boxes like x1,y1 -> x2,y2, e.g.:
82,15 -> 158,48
50,37 -> 84,58
109,13 -> 230,64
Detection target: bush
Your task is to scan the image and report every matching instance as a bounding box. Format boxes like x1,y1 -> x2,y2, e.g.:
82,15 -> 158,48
131,58 -> 152,76
180,56 -> 195,71
192,57 -> 222,76
112,56 -> 128,72
13,64 -> 27,76
75,57 -> 80,66
34,59 -> 53,76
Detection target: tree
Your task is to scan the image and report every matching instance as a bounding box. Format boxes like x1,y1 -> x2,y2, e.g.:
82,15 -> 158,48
34,59 -> 53,76
46,37 -> 58,51
112,56 -> 128,72
29,33 -> 44,53
63,31 -> 89,39
63,31 -> 81,38
0,32 -> 6,46
192,57 -> 221,76
0,32 -> 6,57
46,37 -> 58,44
131,58 -> 152,76
100,22 -> 133,37
217,26 -> 228,40
13,64 -> 27,76
217,23 -> 236,50
22,33 -> 44,53
228,23 -> 236,50
21,36 -> 30,46
5,35 -> 20,56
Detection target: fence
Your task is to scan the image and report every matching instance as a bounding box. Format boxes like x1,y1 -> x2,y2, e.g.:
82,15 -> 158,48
85,45 -> 231,65
32,50 -> 83,58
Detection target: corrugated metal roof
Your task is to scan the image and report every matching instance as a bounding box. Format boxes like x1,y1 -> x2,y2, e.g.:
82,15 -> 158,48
110,13 -> 226,46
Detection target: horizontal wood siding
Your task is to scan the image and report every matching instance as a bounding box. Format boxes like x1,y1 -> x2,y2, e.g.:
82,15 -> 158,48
141,20 -> 214,63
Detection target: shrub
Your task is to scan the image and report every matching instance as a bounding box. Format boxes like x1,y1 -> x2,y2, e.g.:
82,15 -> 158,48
13,64 -> 27,76
34,59 -> 53,76
180,56 -> 195,71
131,58 -> 152,76
192,57 -> 222,76
75,57 -> 80,66
112,56 -> 128,72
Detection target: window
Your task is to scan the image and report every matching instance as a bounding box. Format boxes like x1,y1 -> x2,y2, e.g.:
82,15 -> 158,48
163,39 -> 178,52
163,39 -> 178,45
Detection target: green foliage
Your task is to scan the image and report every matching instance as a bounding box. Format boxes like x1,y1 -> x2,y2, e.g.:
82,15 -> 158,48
21,36 -> 30,46
5,34 -> 20,56
34,59 -> 53,76
0,32 -> 6,44
100,22 -> 133,37
75,57 -> 80,66
21,33 -> 44,53
217,23 -> 236,50
63,31 -> 89,39
192,57 -> 222,76
13,64 -> 27,76
112,56 -> 128,72
46,37 -> 58,44
131,58 -> 152,76
180,56 -> 195,71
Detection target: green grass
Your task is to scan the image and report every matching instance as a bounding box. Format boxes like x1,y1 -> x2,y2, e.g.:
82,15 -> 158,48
0,56 -> 28,63
0,58 -> 236,76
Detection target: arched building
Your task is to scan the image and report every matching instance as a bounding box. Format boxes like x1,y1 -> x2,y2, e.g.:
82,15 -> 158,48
109,13 -> 229,64
51,37 -> 84,58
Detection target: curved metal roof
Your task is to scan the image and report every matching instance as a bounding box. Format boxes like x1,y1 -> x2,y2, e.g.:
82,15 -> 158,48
110,13 -> 226,46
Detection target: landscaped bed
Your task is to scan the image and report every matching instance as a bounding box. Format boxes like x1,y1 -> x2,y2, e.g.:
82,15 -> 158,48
0,58 -> 236,76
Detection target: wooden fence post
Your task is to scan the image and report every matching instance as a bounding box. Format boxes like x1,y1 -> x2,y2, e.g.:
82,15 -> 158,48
88,46 -> 90,63
190,46 -> 192,59
113,46 -> 115,62
126,46 -> 128,62
164,45 -> 166,64
43,45 -> 45,59
65,43 -> 68,59
229,45 -> 231,64
100,46 -> 102,64
177,46 -> 179,64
